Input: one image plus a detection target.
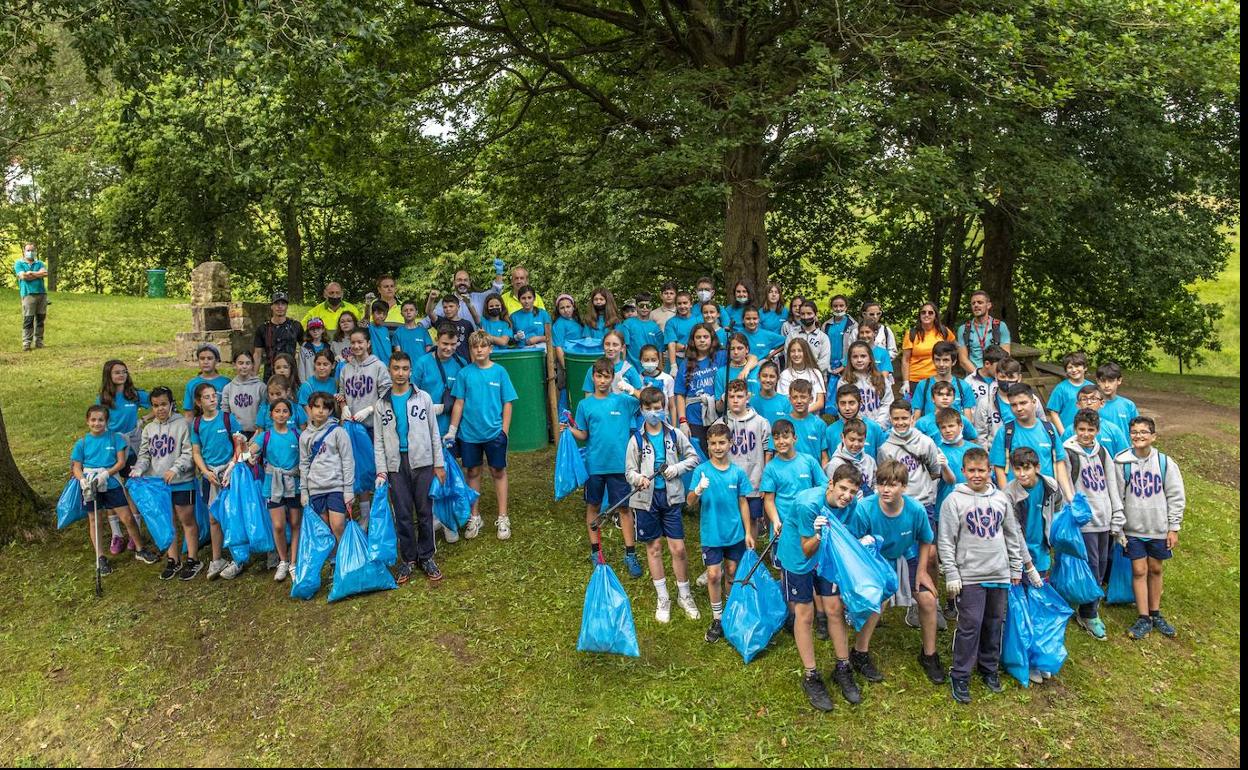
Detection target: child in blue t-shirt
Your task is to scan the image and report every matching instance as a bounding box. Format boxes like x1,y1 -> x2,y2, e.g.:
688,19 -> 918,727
750,361 -> 791,426
412,323 -> 467,436
392,300 -> 432,358
687,423 -> 753,645
509,285 -> 552,348
1046,351 -> 1090,435
73,405 -> 161,576
183,343 -> 231,412
915,381 -> 978,443
188,381 -> 246,580
934,408 -> 973,514
96,358 -> 151,552
740,307 -> 786,360
580,330 -> 642,396
297,350 -> 339,411
479,294 -> 514,350
911,341 -> 977,419
823,384 -> 886,462
1095,361 -> 1138,440
674,323 -> 725,454
990,384 -> 1074,499
784,379 -> 826,463
447,330 -> 519,540
619,292 -> 663,366
248,398 -> 302,581
367,300 -> 394,366
663,292 -> 698,374
566,358 -> 643,574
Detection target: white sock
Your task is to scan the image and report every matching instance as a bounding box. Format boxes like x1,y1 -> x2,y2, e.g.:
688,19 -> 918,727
108,515 -> 123,538
677,581 -> 692,599
653,579 -> 669,604
711,600 -> 723,620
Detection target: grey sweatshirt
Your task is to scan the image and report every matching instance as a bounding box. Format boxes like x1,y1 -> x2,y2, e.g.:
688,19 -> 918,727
624,424 -> 701,511
879,429 -> 947,508
938,483 -> 1025,585
132,415 -> 194,486
373,385 -> 445,473
1114,448 -> 1186,539
298,419 -> 356,499
1063,436 -> 1124,533
221,376 -> 267,432
825,444 -> 877,494
720,407 -> 772,499
850,372 -> 894,428
338,355 -> 391,428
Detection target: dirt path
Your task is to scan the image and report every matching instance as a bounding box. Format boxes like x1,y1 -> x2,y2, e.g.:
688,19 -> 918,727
1126,385 -> 1241,488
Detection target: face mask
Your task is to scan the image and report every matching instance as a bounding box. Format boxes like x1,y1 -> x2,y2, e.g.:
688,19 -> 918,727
487,308 -> 501,318
593,303 -> 606,312
642,363 -> 660,375
734,297 -> 746,306
643,409 -> 666,425
802,317 -> 816,328
895,427 -> 913,439
832,310 -> 846,320
696,289 -> 713,303
25,250 -> 35,258
327,297 -> 342,308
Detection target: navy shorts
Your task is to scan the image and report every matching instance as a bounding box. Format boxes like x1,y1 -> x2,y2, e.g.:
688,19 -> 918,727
88,487 -> 129,511
267,496 -> 302,510
781,568 -> 835,604
309,491 -> 346,516
635,488 -> 684,541
746,497 -> 765,521
459,431 -> 508,469
586,473 -> 631,508
1125,535 -> 1172,561
924,502 -> 938,533
904,555 -> 932,595
701,539 -> 746,567
171,490 -> 194,507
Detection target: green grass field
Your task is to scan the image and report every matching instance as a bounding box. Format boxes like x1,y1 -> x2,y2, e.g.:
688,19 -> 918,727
0,291 -> 1240,766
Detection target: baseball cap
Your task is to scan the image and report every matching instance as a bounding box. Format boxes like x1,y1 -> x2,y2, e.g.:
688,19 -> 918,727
621,298 -> 637,310
270,291 -> 289,304
307,317 -> 325,330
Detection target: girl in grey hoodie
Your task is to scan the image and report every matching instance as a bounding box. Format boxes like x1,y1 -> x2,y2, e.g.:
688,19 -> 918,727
299,392 -> 356,541
221,351 -> 267,436
337,329 -> 392,431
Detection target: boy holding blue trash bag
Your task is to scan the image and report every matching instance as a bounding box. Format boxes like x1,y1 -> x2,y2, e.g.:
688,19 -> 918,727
373,351 -> 447,585
937,447 -> 1027,704
130,386 -> 199,580
1004,446 -> 1064,683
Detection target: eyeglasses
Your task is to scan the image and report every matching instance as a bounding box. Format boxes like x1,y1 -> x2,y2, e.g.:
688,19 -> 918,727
1129,430 -> 1155,436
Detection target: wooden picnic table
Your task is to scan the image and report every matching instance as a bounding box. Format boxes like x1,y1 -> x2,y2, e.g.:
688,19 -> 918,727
1011,343 -> 1062,401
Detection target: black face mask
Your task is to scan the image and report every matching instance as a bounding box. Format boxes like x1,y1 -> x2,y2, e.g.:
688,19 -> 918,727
487,308 -> 501,318
594,303 -> 606,313
802,317 -> 816,328
327,297 -> 342,309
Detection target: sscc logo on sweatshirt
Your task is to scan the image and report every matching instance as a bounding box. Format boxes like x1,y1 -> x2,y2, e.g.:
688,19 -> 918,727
1129,470 -> 1164,498
965,505 -> 1004,538
343,375 -> 375,398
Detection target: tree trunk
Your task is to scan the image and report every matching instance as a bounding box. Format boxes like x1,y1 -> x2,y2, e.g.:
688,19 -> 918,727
721,144 -> 769,293
927,214 -> 948,308
944,214 -> 971,326
281,203 -> 304,303
980,200 -> 1020,335
0,402 -> 45,543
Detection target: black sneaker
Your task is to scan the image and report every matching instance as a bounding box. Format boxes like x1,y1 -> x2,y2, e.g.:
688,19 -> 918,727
159,558 -> 179,580
979,669 -> 1004,693
919,651 -> 947,684
178,558 -> 203,581
814,612 -> 830,641
97,556 -> 113,576
135,547 -> 160,565
421,558 -> 443,583
950,676 -> 972,704
801,671 -> 835,712
849,649 -> 884,683
704,619 -> 724,643
943,597 -> 959,620
396,561 -> 414,585
831,661 -> 862,705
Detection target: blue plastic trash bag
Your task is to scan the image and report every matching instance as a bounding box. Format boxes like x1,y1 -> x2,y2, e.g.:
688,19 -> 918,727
722,550 -> 788,663
1001,584 -> 1033,687
815,516 -> 892,630
327,519 -> 397,602
290,509 -> 336,600
56,479 -> 87,529
577,561 -> 640,657
367,482 -> 398,566
1049,502 -> 1088,559
192,485 -> 211,546
229,468 -> 275,554
1069,492 -> 1093,527
431,448 -> 477,530
1106,542 -> 1135,604
209,468 -> 252,564
343,421 -> 376,495
1050,551 -> 1104,606
563,338 -> 604,355
127,477 -> 175,552
554,432 -> 590,501
1027,583 -> 1074,674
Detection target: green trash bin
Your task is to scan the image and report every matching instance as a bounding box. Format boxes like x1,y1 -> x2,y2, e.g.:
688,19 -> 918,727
564,350 -> 602,418
145,269 -> 167,298
492,347 -> 549,452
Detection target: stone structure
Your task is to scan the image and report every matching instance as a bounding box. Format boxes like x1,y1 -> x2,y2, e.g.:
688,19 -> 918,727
174,262 -> 269,362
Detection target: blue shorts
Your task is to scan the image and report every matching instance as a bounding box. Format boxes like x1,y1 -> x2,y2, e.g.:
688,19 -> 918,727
701,539 -> 746,567
924,502 -> 938,532
781,568 -> 835,604
459,432 -> 508,469
88,487 -> 129,511
903,555 -> 933,595
1125,536 -> 1172,561
746,496 -> 764,520
267,496 -> 302,510
309,491 -> 346,516
171,490 -> 194,507
635,488 -> 684,542
585,473 -> 631,508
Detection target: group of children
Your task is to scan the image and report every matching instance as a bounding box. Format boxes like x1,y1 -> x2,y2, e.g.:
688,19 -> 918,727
67,276 -> 1188,713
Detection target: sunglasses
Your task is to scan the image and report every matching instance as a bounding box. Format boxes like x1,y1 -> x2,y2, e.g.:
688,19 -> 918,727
920,310 -> 936,316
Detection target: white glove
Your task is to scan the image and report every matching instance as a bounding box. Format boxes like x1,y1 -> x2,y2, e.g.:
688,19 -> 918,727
341,407 -> 354,422
946,579 -> 962,598
694,475 -> 711,495
617,382 -> 637,397
79,477 -> 92,491
238,451 -> 253,463
858,534 -> 876,549
813,514 -> 829,531
300,490 -> 310,508
432,403 -> 445,416
668,363 -> 679,378
443,425 -> 458,444
1113,530 -> 1128,549
679,422 -> 691,437
129,468 -> 142,478
98,469 -> 111,484
662,465 -> 680,481
900,381 -> 911,399
1025,564 -> 1044,589
700,393 -> 715,409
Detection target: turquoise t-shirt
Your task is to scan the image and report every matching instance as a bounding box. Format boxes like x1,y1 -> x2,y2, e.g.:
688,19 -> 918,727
1099,395 -> 1138,440
70,433 -> 127,488
662,315 -> 699,354
1046,378 -> 1086,429
1024,482 -> 1052,572
646,431 -> 667,489
721,303 -> 750,331
912,376 -> 978,416
182,374 -> 231,412
759,452 -> 827,522
759,308 -> 788,333
823,317 -> 852,370
392,390 -> 412,451
690,461 -> 752,547
551,317 -> 585,349
574,393 -> 640,475
790,413 -> 827,461
297,376 -> 337,406
957,318 -> 1012,369
580,360 -> 643,395
97,390 -> 151,443
778,486 -> 828,575
873,346 -> 894,373
257,427 -> 300,470
368,325 -> 393,365
1060,421 -> 1129,457
716,363 -> 761,397
936,440 -> 972,512
510,308 -> 552,345
854,493 -> 934,561
450,362 -> 518,443
583,315 -> 612,341
619,317 -> 663,365
257,401 -> 308,430
822,417 -> 886,460
742,328 -> 785,359
14,258 -> 47,296
916,412 -> 978,443
412,352 -> 465,434
750,393 -> 792,426
391,325 -> 430,357
990,419 -> 1067,480
189,411 -> 238,467
481,318 -> 514,349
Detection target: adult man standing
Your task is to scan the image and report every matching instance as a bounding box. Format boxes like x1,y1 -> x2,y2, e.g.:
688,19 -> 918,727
426,262 -> 504,324
14,241 -> 48,351
375,275 -> 405,325
957,290 -> 1012,373
301,282 -> 361,332
500,264 -> 547,316
253,291 -> 304,379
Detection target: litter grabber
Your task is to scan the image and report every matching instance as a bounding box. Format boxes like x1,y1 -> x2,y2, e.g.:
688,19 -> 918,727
588,463 -> 667,534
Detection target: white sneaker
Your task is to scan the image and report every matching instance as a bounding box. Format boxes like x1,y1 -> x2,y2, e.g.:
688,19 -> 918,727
677,594 -> 701,620
220,561 -> 243,580
464,515 -> 484,539
496,516 -> 511,540
1040,670 -> 1053,680
274,561 -> 289,581
206,558 -> 227,580
443,523 -> 460,543
696,570 -> 709,587
266,551 -> 279,570
655,600 -> 671,624
1029,669 -> 1044,684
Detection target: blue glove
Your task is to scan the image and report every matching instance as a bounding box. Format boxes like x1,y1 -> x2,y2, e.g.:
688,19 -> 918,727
493,258 -> 505,274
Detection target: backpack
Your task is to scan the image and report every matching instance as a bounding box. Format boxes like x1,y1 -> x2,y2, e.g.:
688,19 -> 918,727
1120,452 -> 1169,495
1067,444 -> 1110,488
1003,419 -> 1059,470
963,317 -> 1002,349
193,412 -> 236,450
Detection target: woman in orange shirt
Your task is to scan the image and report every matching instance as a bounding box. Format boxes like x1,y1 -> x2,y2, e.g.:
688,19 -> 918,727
901,302 -> 955,388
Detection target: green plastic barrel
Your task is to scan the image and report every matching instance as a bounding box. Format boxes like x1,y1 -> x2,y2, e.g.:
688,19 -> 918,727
492,348 -> 549,452
145,268 -> 167,298
564,350 -> 601,417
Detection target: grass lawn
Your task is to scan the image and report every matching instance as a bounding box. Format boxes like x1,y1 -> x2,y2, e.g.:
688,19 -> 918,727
0,291 -> 1240,766
1151,225 -> 1241,377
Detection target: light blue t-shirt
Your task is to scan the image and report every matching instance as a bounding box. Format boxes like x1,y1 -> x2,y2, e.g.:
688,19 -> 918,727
189,411 -> 237,466
750,392 -> 792,426
690,461 -> 752,547
392,390 -> 412,451
646,430 -> 667,489
511,308 -> 552,345
674,352 -> 726,426
759,452 -> 827,522
413,352 -> 466,434
583,315 -> 612,341
581,360 -> 643,395
780,487 -> 857,576
297,376 -> 337,407
873,346 -> 894,374
936,440 -> 972,512
716,363 -> 761,397
368,324 -> 393,365
1060,421 -> 1129,457
14,258 -> 47,296
1099,395 -> 1138,440
257,426 -> 300,471
574,393 -> 640,475
551,317 -> 585,349
742,328 -> 785,359
662,315 -> 699,355
481,318 -> 514,349
450,361 -> 518,443
1046,378 -> 1087,429
823,417 -> 885,460
989,419 -> 1067,480
854,493 -> 934,561
97,390 -> 151,444
182,375 -> 231,412
759,308 -> 788,334
70,433 -> 127,488
957,318 -> 1012,369
912,376 -> 978,416
391,325 -> 430,357
790,413 -> 827,461
916,412 -> 978,444
619,317 -> 663,365
257,401 -> 308,431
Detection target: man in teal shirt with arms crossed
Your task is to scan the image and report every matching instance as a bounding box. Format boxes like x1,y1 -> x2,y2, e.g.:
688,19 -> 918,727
14,241 -> 48,351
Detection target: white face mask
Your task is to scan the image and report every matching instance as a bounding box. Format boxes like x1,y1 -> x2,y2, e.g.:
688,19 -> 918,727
642,363 -> 660,375
832,310 -> 846,320
697,289 -> 713,303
